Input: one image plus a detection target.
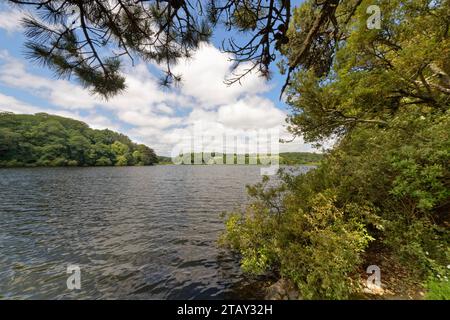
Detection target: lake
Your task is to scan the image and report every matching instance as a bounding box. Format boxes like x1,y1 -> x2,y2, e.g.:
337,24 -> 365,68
0,165 -> 311,299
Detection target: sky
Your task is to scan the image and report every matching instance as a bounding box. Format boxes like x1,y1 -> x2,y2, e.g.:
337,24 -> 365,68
0,1 -> 319,156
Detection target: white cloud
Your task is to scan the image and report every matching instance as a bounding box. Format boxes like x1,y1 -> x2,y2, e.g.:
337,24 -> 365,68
0,8 -> 25,33
0,42 -> 318,155
118,110 -> 183,129
0,92 -> 40,114
0,51 -> 194,112
154,103 -> 175,115
173,43 -> 271,107
217,96 -> 286,130
0,51 -> 98,109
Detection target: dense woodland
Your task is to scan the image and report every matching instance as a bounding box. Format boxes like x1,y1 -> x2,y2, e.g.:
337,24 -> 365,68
0,113 -> 158,167
221,0 -> 450,299
279,152 -> 322,165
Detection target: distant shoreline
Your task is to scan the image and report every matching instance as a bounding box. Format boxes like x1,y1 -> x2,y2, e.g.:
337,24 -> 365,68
157,162 -> 321,166
0,163 -> 320,169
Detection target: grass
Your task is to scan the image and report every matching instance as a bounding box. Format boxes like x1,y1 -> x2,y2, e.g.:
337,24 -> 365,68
425,278 -> 450,300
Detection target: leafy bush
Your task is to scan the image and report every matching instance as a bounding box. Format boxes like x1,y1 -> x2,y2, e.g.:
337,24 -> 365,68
223,0 -> 449,299
223,109 -> 449,298
425,267 -> 450,300
425,279 -> 450,300
223,180 -> 375,299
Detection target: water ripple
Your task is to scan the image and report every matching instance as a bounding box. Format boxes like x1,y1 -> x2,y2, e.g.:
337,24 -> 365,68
0,165 -> 311,299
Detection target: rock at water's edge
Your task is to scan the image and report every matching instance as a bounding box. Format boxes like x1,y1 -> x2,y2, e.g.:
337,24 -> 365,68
265,278 -> 300,300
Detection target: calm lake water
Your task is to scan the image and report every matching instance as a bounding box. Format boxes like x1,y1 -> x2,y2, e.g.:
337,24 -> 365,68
0,165 -> 310,299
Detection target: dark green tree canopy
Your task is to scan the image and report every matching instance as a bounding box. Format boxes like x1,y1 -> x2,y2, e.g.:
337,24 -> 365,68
0,112 -> 158,167
221,0 -> 449,299
284,0 -> 450,143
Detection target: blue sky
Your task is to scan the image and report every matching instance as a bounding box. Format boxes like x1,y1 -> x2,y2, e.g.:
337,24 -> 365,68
0,1 -> 315,156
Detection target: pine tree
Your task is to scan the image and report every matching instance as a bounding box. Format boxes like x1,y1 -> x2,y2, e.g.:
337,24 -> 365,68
8,0 -> 295,97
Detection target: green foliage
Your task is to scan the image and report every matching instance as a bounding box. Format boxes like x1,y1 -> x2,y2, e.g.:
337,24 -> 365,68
157,155 -> 173,164
425,274 -> 450,300
95,157 -> 112,166
279,152 -> 323,165
67,160 -> 78,166
111,141 -> 130,156
223,179 -> 374,299
171,152 -> 322,165
224,109 -> 449,298
223,0 -> 450,299
115,155 -> 129,166
286,0 -> 450,143
232,3 -> 261,31
279,193 -> 373,299
0,112 -> 158,167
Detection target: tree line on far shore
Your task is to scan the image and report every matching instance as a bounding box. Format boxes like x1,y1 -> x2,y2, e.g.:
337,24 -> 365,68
0,112 -> 158,167
163,152 -> 323,165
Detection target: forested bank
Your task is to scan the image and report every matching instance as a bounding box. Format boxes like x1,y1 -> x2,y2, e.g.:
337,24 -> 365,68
222,0 -> 450,299
0,112 -> 158,167
165,152 -> 323,165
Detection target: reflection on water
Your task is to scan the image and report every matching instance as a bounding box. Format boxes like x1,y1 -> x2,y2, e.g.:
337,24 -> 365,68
0,165 -> 311,299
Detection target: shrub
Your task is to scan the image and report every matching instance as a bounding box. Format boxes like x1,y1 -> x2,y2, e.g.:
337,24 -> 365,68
222,110 -> 449,299
95,157 -> 112,166
425,268 -> 450,300
50,157 -> 67,166
67,160 -> 78,166
115,155 -> 128,166
222,184 -> 374,299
